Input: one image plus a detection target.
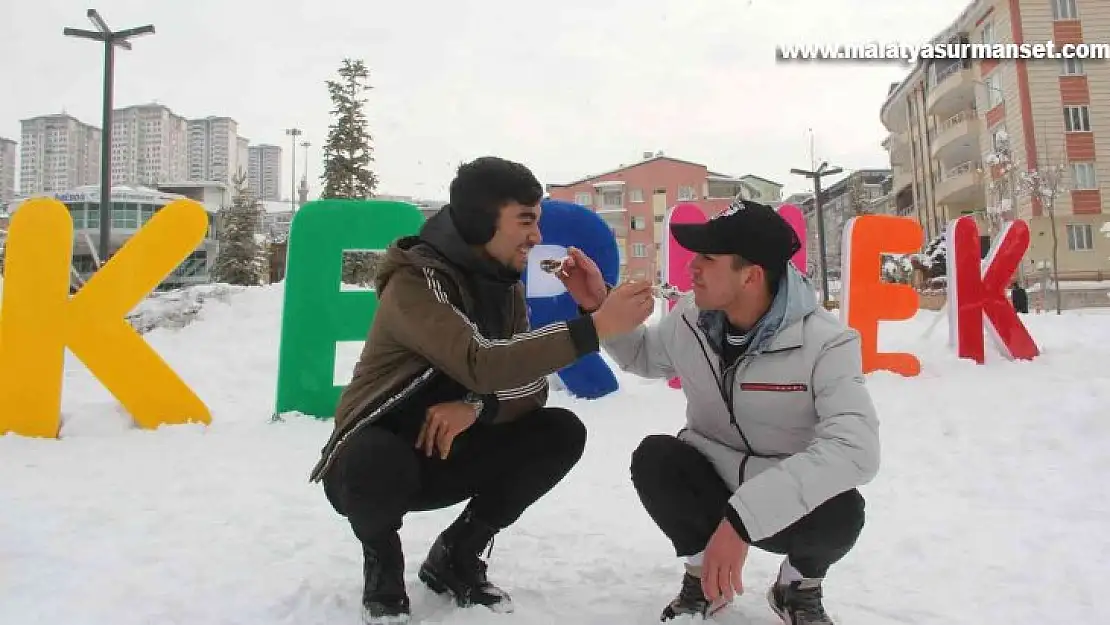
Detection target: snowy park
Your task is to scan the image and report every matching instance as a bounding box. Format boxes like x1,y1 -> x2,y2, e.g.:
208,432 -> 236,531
1,282 -> 1107,625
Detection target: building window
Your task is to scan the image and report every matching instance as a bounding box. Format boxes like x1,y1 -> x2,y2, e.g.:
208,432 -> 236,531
1066,223 -> 1092,251
980,21 -> 995,45
984,73 -> 1003,108
632,243 -> 648,257
629,188 -> 644,203
1052,0 -> 1078,20
600,190 -> 623,207
677,186 -> 696,201
631,215 -> 647,230
1071,162 -> 1097,189
574,192 -> 592,206
1060,57 -> 1085,75
1064,106 -> 1090,132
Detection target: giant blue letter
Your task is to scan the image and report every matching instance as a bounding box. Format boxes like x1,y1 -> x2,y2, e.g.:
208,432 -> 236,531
522,198 -> 621,399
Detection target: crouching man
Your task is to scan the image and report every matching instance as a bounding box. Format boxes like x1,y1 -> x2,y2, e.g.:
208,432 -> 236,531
308,157 -> 655,624
554,199 -> 880,624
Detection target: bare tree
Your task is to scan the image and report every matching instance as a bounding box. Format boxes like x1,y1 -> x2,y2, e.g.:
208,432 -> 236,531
982,128 -> 1017,238
847,174 -> 872,216
1015,160 -> 1068,314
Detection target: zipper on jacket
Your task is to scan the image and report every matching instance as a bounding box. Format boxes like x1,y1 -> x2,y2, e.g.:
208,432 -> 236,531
681,316 -> 764,458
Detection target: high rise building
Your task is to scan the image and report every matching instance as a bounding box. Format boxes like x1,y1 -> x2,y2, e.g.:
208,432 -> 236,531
0,138 -> 16,208
248,144 -> 282,201
187,116 -> 243,187
111,103 -> 189,187
19,114 -> 101,195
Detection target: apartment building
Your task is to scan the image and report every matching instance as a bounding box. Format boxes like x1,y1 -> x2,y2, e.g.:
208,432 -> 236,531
188,116 -> 245,186
111,103 -> 189,187
739,174 -> 785,204
881,0 -> 1110,278
0,138 -> 16,208
798,169 -> 893,279
248,144 -> 282,201
546,153 -> 771,280
19,114 -> 101,195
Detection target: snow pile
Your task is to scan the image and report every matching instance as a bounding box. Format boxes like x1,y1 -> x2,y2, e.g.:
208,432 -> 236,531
2,283 -> 1109,625
125,283 -> 248,334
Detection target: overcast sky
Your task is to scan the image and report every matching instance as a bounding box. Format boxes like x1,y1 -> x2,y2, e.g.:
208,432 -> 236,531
2,0 -> 971,201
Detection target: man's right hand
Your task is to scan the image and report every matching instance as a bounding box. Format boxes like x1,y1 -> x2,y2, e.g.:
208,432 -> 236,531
591,281 -> 655,339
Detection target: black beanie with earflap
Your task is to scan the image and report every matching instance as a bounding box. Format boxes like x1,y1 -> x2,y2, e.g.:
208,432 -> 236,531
448,202 -> 497,245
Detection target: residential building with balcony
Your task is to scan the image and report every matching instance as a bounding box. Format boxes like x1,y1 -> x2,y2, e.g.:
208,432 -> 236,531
546,153 -> 765,280
881,0 -> 1110,279
10,184 -> 220,290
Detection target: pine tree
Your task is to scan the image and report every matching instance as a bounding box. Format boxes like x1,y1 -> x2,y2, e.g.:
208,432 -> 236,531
212,171 -> 266,286
321,58 -> 378,199
321,58 -> 381,285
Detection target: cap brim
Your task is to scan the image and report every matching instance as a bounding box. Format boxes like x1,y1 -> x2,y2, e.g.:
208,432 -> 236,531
671,222 -> 719,254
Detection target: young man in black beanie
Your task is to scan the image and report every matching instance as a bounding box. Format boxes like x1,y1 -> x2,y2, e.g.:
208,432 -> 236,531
309,156 -> 655,624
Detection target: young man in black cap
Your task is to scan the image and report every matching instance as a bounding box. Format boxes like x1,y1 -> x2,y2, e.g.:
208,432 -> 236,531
555,199 -> 880,625
309,156 -> 655,624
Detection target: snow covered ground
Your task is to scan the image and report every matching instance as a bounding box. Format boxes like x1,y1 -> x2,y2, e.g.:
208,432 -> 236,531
2,283 -> 1108,625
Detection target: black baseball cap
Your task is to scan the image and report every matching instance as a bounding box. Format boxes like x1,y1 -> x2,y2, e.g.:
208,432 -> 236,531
670,198 -> 801,270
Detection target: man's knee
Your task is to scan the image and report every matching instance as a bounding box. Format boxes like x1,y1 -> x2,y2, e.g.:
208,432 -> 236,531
327,426 -> 421,515
531,407 -> 587,464
630,434 -> 683,487
805,488 -> 866,548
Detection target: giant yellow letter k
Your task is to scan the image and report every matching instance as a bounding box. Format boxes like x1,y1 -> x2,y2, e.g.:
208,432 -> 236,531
0,198 -> 212,437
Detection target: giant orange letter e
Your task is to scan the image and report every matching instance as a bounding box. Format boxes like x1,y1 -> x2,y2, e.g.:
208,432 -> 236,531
839,215 -> 922,376
0,198 -> 211,437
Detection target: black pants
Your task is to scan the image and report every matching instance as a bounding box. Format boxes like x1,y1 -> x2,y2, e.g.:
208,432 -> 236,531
322,407 -> 587,546
630,434 -> 865,579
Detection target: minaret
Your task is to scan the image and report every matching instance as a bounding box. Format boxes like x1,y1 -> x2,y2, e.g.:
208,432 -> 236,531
297,175 -> 309,207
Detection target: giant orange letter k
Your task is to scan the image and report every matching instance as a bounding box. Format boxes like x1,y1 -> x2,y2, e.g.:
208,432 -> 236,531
0,198 -> 211,437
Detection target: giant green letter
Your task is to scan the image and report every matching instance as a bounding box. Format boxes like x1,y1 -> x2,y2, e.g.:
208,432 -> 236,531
275,199 -> 425,418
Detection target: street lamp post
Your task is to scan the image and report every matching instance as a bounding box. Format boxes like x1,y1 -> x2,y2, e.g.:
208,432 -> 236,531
790,162 -> 843,305
285,128 -> 302,212
64,9 -> 154,265
300,140 -> 311,204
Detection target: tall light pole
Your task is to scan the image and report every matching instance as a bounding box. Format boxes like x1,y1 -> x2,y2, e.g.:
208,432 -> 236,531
64,9 -> 154,264
791,161 -> 843,305
300,140 -> 311,205
285,128 -> 301,212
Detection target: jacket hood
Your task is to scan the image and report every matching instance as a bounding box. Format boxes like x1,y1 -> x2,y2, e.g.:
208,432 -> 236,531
696,264 -> 819,356
374,205 -> 520,293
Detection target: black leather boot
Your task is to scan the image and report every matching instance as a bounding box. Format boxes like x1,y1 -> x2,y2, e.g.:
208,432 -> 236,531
361,531 -> 410,624
417,508 -> 513,613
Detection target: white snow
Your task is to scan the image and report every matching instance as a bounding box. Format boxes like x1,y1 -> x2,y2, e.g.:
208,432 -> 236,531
2,284 -> 1109,625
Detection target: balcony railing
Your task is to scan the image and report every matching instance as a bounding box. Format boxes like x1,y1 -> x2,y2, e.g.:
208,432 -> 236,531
944,160 -> 976,179
932,62 -> 963,87
930,109 -> 974,139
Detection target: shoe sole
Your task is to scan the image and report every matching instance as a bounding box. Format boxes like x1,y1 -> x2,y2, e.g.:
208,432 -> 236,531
765,587 -> 790,624
418,566 -> 514,614
361,607 -> 411,625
